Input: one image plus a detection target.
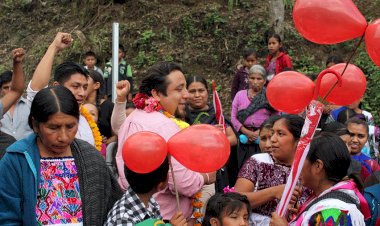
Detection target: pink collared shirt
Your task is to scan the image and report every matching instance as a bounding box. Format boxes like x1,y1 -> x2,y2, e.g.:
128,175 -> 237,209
116,109 -> 204,220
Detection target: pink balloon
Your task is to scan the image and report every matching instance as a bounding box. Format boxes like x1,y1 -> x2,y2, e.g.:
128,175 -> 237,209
318,63 -> 367,106
122,131 -> 168,174
293,0 -> 367,44
168,124 -> 230,173
365,19 -> 380,67
266,71 -> 315,114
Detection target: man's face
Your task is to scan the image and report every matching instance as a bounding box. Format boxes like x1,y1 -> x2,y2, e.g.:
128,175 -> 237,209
155,70 -> 189,117
61,73 -> 89,105
84,56 -> 97,69
0,81 -> 11,97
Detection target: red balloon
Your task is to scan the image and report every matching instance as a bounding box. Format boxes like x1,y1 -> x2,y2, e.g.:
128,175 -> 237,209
318,63 -> 367,106
293,0 -> 367,44
167,124 -> 230,173
365,19 -> 380,67
266,71 -> 315,114
122,131 -> 167,174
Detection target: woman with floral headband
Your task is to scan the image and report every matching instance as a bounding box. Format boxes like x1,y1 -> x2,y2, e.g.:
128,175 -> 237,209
110,61 -> 216,223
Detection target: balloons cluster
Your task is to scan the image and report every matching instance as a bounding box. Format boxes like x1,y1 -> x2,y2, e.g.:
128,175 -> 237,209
293,0 -> 380,67
267,65 -> 367,113
122,125 -> 230,174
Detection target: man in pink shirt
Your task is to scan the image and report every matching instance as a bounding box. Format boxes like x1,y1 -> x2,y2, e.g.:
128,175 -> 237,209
111,62 -> 216,222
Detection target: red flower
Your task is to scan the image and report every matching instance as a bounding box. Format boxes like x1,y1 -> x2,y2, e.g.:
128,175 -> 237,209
133,93 -> 149,109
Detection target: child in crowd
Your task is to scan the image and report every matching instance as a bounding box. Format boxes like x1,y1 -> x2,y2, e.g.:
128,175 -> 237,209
264,34 -> 292,81
82,102 -> 107,157
202,192 -> 250,226
83,51 -> 104,76
105,157 -> 187,226
258,115 -> 280,153
231,48 -> 258,100
346,117 -> 380,182
104,44 -> 133,100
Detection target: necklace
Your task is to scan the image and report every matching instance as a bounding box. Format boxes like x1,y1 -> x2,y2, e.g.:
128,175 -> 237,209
80,106 -> 102,151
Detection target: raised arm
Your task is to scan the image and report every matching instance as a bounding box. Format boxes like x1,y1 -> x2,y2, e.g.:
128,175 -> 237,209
30,32 -> 73,91
111,80 -> 130,135
1,48 -> 25,115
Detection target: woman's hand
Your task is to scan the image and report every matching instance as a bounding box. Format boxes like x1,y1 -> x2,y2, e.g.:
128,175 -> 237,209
270,212 -> 288,226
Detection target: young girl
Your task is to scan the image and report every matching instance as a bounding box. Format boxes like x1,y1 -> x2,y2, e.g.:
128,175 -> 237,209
264,34 -> 293,81
258,115 -> 280,153
203,193 -> 250,226
231,48 -> 258,100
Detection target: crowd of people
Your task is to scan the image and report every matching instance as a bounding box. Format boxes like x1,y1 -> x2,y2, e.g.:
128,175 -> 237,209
0,31 -> 379,226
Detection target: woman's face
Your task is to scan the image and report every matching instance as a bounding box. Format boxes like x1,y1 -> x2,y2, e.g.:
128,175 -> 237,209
220,207 -> 249,226
244,54 -> 257,69
347,123 -> 368,155
34,112 -> 78,157
187,81 -> 209,109
83,103 -> 99,122
300,159 -> 315,188
271,118 -> 298,165
248,73 -> 265,93
259,127 -> 273,153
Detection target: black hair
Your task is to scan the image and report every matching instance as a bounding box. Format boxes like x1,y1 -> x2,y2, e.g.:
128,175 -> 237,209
242,48 -> 257,60
0,70 -> 12,88
337,108 -> 356,124
202,193 -> 250,226
84,51 -> 97,59
186,75 -> 208,90
322,122 -> 349,137
259,115 -> 281,131
87,69 -> 105,108
268,34 -> 285,52
326,55 -> 344,67
308,132 -> 351,183
139,61 -> 183,97
346,117 -> 369,134
28,86 -> 79,129
54,61 -> 89,84
125,157 -> 169,194
119,44 -> 125,53
272,114 -> 304,140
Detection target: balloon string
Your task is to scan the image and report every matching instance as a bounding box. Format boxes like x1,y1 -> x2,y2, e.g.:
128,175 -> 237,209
169,156 -> 181,211
321,25 -> 367,101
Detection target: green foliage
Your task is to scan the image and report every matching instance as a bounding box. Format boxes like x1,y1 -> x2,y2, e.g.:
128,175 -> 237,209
181,15 -> 199,40
354,49 -> 380,125
159,26 -> 175,43
293,55 -> 322,75
227,0 -> 239,12
246,19 -> 269,48
137,30 -> 156,47
133,51 -> 157,69
283,0 -> 295,10
202,11 -> 226,38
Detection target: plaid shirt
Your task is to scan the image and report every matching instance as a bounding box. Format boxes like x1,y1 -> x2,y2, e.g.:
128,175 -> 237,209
104,187 -> 162,226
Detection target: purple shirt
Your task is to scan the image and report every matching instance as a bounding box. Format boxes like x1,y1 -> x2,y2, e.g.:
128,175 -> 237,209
231,89 -> 275,132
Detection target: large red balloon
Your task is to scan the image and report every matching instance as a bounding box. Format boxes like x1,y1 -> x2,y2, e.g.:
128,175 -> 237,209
122,131 -> 167,174
167,124 -> 230,173
293,0 -> 367,44
365,19 -> 380,67
266,71 -> 315,114
318,63 -> 367,106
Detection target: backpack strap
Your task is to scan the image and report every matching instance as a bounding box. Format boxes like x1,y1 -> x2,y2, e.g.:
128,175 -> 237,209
294,190 -> 359,223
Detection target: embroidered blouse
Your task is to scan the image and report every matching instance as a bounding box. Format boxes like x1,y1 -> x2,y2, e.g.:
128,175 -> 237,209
36,157 -> 83,225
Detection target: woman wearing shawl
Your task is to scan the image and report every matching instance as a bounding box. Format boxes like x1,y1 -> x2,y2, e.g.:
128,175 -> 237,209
231,64 -> 277,169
